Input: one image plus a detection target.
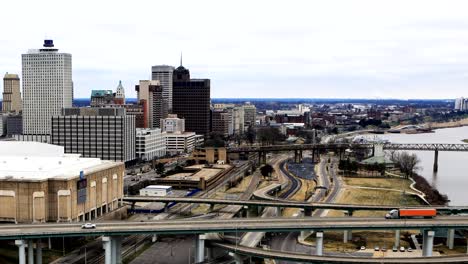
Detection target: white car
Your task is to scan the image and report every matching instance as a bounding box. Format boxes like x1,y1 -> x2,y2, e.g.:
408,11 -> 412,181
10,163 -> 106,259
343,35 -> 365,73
81,223 -> 96,229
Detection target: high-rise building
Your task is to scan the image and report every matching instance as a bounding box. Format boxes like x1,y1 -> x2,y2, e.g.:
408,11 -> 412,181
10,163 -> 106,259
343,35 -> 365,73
243,103 -> 257,127
2,73 -> 22,113
172,64 -> 210,135
136,128 -> 166,161
161,114 -> 185,133
151,65 -> 174,111
211,108 -> 232,137
114,80 -> 125,105
135,80 -> 168,128
455,97 -> 467,111
22,39 -> 72,135
51,107 -> 136,162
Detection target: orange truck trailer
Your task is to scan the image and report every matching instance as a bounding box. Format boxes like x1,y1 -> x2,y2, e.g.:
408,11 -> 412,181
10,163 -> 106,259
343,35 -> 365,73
385,209 -> 437,219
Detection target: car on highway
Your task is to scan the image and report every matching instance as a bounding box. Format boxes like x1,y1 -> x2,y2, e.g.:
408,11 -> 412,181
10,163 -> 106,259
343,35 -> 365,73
400,246 -> 405,252
392,246 -> 398,252
407,248 -> 413,252
374,246 -> 380,251
381,246 -> 387,252
360,246 -> 366,250
81,223 -> 96,229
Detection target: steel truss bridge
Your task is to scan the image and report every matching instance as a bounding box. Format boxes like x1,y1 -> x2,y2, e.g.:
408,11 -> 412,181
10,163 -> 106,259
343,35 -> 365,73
227,143 -> 468,153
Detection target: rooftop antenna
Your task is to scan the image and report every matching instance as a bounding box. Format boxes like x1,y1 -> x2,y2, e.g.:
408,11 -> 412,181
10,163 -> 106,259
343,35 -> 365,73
180,52 -> 183,66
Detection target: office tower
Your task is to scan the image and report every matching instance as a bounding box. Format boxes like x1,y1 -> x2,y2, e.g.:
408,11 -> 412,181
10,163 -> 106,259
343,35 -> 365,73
161,114 -> 185,133
51,107 -> 136,162
172,63 -> 210,135
136,128 -> 166,161
243,103 -> 257,127
2,73 -> 22,113
6,115 -> 23,136
22,39 -> 72,135
151,65 -> 174,111
114,80 -> 125,105
455,97 -> 467,111
211,108 -> 232,137
135,80 -> 168,128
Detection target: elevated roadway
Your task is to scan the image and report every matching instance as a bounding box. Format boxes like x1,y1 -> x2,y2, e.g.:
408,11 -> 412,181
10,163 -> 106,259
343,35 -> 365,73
211,242 -> 468,263
4,217 -> 468,240
123,196 -> 468,214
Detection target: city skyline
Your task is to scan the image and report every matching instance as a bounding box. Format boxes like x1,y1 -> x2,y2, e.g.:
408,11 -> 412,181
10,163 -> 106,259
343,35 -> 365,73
1,0 -> 468,99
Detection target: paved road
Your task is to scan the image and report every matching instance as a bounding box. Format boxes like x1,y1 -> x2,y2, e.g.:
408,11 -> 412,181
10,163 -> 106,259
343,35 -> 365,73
271,157 -> 344,264
212,242 -> 468,264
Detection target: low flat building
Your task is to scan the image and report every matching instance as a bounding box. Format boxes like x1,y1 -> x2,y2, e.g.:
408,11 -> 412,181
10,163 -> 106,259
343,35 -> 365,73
139,185 -> 172,196
0,142 -> 124,223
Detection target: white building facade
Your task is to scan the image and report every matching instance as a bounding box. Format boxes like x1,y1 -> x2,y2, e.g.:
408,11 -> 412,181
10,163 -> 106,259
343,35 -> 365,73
455,97 -> 468,111
22,40 -> 72,135
136,128 -> 167,161
161,114 -> 185,133
166,132 -> 196,155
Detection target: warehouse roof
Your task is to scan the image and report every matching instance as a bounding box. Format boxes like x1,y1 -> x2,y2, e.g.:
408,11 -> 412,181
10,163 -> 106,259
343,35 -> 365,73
0,142 -> 121,181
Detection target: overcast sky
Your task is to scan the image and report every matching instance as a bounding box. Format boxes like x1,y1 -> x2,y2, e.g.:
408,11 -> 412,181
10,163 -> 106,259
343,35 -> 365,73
1,0 -> 468,99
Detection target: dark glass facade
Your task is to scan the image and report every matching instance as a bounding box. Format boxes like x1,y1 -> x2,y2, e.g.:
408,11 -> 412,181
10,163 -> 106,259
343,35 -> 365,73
172,66 -> 211,135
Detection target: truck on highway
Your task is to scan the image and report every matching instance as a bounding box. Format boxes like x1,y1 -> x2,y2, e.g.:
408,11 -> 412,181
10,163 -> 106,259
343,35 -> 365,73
385,208 -> 437,219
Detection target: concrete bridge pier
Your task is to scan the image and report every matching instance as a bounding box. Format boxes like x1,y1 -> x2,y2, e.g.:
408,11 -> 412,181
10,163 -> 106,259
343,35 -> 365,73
257,206 -> 264,215
195,234 -> 206,263
28,240 -> 34,264
394,230 -> 400,248
15,240 -> 26,264
103,236 -> 122,264
300,209 -> 314,241
447,229 -> 455,249
229,252 -> 244,264
343,211 -> 353,243
316,231 -> 324,256
433,149 -> 439,172
422,230 -> 435,257
274,207 -> 282,217
35,239 -> 42,264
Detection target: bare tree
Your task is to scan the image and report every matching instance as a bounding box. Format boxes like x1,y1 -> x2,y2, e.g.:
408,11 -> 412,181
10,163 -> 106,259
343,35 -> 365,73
398,152 -> 420,178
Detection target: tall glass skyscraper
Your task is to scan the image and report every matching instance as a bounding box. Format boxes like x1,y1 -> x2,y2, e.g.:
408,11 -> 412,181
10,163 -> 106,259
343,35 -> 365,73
151,65 -> 174,111
22,39 -> 72,135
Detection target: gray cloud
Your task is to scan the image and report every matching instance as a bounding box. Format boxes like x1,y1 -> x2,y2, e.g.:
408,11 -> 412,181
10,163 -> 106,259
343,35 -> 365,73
1,0 -> 468,99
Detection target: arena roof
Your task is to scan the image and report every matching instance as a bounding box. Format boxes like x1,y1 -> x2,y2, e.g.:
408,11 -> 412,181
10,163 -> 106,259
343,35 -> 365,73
0,142 -> 121,181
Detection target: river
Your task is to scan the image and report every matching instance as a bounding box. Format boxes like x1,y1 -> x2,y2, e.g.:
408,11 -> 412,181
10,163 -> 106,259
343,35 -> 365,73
364,126 -> 468,206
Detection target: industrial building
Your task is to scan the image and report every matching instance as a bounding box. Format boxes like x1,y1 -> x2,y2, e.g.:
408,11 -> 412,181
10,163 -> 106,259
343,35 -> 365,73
0,142 -> 124,223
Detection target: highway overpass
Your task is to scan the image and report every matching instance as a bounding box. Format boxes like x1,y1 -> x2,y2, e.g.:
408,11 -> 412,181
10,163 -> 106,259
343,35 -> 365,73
8,217 -> 468,264
123,196 -> 468,214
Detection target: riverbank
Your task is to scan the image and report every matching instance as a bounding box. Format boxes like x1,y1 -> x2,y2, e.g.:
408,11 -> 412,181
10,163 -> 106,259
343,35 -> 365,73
424,117 -> 468,130
411,173 -> 449,205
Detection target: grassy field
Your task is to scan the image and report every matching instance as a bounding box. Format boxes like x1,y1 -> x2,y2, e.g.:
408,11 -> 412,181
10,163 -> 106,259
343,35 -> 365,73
343,177 -> 415,193
309,176 -> 426,251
